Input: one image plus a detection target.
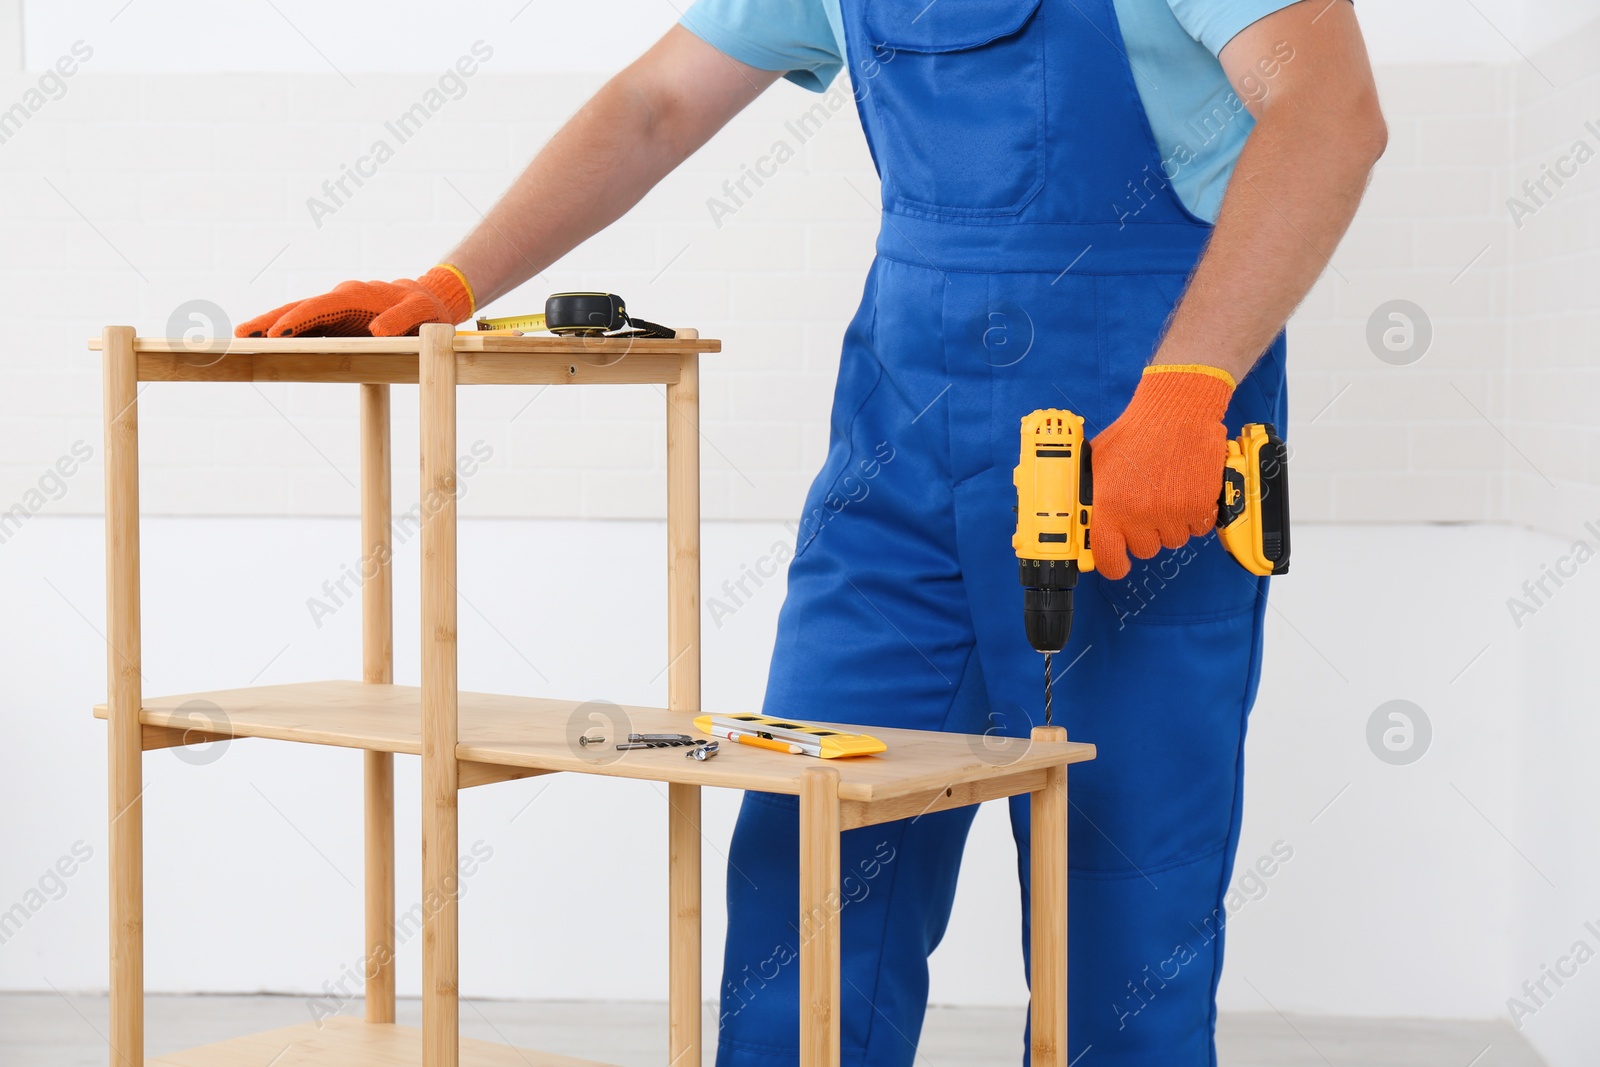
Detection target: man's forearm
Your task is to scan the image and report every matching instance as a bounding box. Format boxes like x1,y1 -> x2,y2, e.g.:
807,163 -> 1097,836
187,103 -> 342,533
444,27 -> 777,309
442,76 -> 674,309
1153,2 -> 1386,384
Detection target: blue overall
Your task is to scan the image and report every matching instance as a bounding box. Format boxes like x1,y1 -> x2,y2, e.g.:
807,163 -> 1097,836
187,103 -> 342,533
715,0 -> 1287,1063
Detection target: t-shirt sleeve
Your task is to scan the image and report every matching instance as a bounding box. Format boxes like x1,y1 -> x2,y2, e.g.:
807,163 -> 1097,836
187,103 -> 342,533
1167,0 -> 1313,56
679,0 -> 844,93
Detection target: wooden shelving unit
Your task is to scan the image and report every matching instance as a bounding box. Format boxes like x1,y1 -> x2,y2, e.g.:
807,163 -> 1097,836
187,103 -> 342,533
92,323 -> 1096,1067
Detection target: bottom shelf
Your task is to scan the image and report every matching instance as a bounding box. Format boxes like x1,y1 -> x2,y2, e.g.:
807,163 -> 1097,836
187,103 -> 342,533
150,1017 -> 611,1067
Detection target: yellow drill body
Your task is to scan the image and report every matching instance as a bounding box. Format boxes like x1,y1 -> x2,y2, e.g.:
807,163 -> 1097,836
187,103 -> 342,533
1012,409 -> 1095,572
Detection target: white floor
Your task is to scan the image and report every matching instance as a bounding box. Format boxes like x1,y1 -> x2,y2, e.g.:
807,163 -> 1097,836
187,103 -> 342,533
0,994 -> 1545,1066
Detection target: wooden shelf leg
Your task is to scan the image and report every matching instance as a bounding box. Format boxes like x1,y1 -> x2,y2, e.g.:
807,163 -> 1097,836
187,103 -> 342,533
360,383 -> 396,1024
1030,726 -> 1069,1067
799,766 -> 841,1067
420,325 -> 460,1067
104,325 -> 143,1067
666,339 -> 703,1064
363,751 -> 395,1022
668,784 -> 702,1064
663,340 -> 700,715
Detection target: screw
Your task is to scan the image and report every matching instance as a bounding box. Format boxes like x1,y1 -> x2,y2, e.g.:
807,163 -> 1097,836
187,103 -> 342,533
578,734 -> 605,747
687,741 -> 719,761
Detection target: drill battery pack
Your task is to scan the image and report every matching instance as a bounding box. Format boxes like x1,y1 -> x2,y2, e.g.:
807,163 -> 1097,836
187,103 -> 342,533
1217,423 -> 1290,576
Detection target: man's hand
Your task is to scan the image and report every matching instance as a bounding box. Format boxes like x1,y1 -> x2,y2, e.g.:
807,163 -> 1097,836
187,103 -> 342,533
235,265 -> 473,337
1089,366 -> 1235,580
1090,1 -> 1384,577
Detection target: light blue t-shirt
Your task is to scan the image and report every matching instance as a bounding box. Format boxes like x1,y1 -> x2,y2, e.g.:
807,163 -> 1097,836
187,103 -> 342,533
679,0 -> 1302,221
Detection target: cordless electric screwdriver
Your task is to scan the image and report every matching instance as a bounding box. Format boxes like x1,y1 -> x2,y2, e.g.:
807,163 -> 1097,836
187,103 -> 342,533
1012,410 -> 1289,724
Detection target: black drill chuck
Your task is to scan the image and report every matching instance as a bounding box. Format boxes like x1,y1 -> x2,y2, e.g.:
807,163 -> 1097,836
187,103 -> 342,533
1019,558 -> 1079,654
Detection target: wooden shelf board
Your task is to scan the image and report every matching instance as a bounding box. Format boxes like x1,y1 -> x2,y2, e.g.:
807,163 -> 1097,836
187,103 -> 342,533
87,335 -> 721,353
149,1018 -> 609,1066
88,335 -> 720,385
94,680 -> 1094,803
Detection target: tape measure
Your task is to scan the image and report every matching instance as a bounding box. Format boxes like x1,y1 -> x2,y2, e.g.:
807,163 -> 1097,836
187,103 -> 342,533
475,292 -> 675,338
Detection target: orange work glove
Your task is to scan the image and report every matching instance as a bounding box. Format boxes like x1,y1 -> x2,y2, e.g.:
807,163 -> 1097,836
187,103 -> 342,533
235,264 -> 475,338
1089,364 -> 1236,581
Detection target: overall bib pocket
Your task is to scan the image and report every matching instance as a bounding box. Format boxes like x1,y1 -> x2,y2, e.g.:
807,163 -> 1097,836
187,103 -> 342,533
859,0 -> 1046,217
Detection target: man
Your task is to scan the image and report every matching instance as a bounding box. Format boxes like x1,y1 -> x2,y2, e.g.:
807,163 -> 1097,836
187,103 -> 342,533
240,1 -> 1383,1062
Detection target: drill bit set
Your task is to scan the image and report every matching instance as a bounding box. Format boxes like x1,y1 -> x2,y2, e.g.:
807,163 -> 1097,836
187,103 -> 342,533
615,732 -> 720,759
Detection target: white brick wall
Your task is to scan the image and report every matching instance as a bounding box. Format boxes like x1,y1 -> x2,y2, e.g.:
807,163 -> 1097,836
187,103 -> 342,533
1505,18 -> 1600,537
1,28 -> 1597,532
0,1 -> 19,76
1287,63 -> 1516,526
